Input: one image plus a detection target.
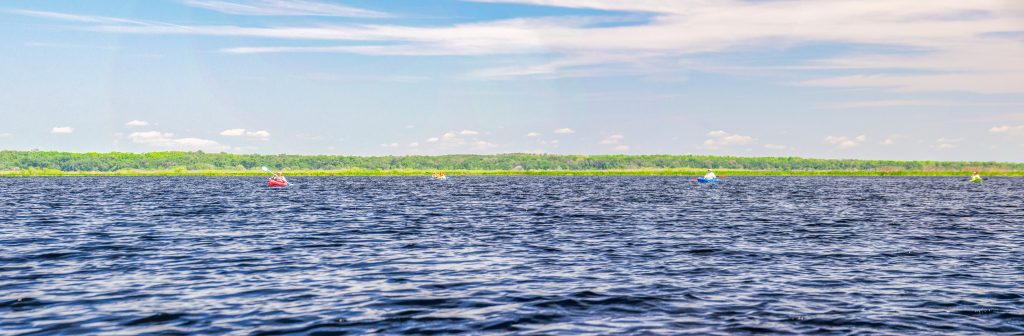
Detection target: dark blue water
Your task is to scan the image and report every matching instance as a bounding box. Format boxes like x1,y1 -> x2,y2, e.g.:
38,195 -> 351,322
2,176 -> 1022,335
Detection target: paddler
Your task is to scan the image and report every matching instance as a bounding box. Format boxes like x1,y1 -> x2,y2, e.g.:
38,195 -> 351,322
970,171 -> 982,182
703,169 -> 717,180
271,171 -> 288,184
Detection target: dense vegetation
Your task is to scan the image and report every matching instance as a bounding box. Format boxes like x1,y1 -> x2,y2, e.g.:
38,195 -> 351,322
1,151 -> 1021,175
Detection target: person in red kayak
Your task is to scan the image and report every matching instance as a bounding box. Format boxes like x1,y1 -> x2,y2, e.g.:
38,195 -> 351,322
270,171 -> 287,184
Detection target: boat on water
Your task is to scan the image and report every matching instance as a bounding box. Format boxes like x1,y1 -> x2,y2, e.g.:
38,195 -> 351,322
697,177 -> 720,183
268,180 -> 288,187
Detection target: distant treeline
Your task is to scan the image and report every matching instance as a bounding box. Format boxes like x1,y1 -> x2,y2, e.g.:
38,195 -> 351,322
1,151 -> 1021,172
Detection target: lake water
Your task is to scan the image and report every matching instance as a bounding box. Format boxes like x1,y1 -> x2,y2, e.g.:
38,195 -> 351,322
2,176 -> 1022,334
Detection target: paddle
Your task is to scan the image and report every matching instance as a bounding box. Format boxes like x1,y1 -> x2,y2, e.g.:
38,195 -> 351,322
263,166 -> 289,185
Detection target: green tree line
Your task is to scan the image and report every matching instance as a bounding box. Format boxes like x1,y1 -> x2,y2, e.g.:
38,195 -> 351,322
1,151 -> 1021,172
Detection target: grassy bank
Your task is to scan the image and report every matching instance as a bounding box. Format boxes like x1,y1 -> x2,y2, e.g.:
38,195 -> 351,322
4,151 -> 1023,173
2,168 -> 1021,177
3,151 -> 1022,177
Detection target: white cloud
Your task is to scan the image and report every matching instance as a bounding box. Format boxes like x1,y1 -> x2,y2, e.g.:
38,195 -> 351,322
990,125 -> 1024,135
420,130 -> 500,152
827,100 -> 950,109
824,134 -> 867,149
764,144 -> 787,150
380,143 -> 398,148
472,140 -> 497,150
703,130 -> 754,150
125,120 -> 150,127
181,0 -> 390,18
220,128 -> 246,136
933,137 -> 963,150
881,134 -> 908,145
246,130 -> 271,140
51,126 -> 74,134
554,128 -> 574,134
0,133 -> 12,138
408,142 -> 420,147
599,134 -> 624,145
525,132 -> 541,137
220,128 -> 271,140
10,9 -> 153,25
17,2 -> 1024,92
128,131 -> 229,151
611,145 -> 629,152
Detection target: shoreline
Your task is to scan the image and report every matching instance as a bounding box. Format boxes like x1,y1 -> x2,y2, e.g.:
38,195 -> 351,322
2,169 -> 1021,177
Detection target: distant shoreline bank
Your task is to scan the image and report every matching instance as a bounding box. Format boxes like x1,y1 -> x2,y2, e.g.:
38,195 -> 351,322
2,169 -> 1021,177
3,151 -> 1022,177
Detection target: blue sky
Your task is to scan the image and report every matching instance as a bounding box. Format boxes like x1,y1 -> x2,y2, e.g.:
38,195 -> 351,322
1,0 -> 1023,161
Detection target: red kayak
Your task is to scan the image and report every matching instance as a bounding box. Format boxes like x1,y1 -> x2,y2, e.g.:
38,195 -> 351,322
268,180 -> 288,187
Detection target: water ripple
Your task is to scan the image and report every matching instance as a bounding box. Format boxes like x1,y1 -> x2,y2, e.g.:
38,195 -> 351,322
1,176 -> 1022,334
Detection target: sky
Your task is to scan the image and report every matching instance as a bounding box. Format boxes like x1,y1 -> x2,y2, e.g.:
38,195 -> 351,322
1,0 -> 1023,161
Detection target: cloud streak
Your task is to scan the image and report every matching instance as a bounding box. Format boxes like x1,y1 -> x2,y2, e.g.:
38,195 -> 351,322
13,1 -> 1024,92
181,0 -> 390,18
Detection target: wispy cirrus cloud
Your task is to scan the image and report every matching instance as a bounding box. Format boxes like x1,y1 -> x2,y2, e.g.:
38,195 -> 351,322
12,1 -> 1024,92
8,9 -> 159,25
826,100 -> 951,109
181,0 -> 390,18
